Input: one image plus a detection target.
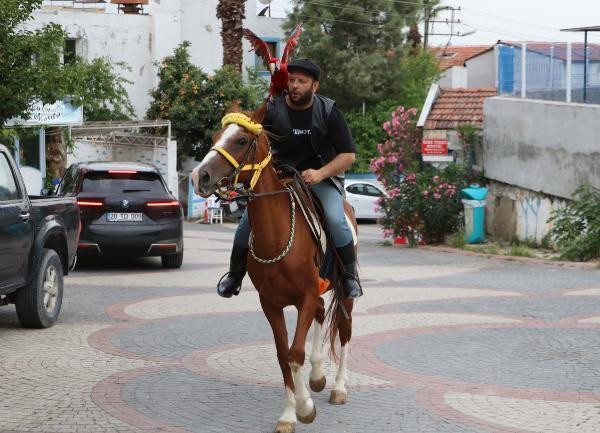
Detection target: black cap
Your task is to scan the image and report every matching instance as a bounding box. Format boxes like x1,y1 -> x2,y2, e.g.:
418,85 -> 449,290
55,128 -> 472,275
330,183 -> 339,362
287,58 -> 320,81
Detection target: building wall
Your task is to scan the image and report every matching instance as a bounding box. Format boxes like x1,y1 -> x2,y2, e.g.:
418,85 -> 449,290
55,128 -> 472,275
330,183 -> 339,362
438,66 -> 467,88
30,0 -> 285,119
30,8 -> 155,118
485,181 -> 567,243
483,97 -> 600,200
465,50 -> 494,88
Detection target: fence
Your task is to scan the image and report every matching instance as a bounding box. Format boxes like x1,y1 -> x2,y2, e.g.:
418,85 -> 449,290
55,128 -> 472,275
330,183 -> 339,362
497,42 -> 600,104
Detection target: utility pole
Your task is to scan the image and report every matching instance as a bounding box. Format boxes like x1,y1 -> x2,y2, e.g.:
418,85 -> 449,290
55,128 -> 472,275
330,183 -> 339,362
423,4 -> 431,49
424,6 -> 467,48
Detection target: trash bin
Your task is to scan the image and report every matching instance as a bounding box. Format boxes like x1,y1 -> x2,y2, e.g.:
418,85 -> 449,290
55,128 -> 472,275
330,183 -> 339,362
461,185 -> 488,244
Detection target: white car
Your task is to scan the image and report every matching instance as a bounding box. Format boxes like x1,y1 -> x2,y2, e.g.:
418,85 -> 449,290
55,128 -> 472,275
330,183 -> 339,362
344,179 -> 386,220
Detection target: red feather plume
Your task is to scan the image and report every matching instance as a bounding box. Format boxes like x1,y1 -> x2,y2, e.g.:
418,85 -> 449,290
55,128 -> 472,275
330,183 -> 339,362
243,24 -> 303,97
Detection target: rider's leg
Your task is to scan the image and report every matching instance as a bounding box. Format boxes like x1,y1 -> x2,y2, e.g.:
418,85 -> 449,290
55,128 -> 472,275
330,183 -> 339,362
217,209 -> 250,298
311,181 -> 363,299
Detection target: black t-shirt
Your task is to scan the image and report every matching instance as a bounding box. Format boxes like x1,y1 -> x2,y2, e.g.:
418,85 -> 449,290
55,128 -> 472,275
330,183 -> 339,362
264,100 -> 356,171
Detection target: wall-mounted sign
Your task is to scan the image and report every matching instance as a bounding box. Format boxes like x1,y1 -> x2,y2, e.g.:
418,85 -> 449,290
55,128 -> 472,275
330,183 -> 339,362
5,99 -> 83,127
421,138 -> 448,155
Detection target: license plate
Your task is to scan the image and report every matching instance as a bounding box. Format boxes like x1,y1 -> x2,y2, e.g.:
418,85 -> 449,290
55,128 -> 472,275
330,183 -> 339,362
107,212 -> 143,222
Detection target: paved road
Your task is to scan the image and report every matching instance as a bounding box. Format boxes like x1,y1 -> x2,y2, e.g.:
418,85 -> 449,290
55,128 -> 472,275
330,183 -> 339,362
1,222 -> 600,433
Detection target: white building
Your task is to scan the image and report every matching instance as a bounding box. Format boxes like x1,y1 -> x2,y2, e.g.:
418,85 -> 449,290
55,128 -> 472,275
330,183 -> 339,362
29,0 -> 287,118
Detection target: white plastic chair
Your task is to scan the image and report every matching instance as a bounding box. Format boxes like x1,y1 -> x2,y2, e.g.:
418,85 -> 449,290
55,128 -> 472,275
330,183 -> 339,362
208,207 -> 223,224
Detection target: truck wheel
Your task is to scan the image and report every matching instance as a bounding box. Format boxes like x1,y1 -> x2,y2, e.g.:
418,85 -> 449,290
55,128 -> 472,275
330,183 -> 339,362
15,248 -> 64,328
161,248 -> 183,269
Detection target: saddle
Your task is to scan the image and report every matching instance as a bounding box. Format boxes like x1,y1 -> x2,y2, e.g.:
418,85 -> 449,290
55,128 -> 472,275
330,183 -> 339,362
279,170 -> 357,295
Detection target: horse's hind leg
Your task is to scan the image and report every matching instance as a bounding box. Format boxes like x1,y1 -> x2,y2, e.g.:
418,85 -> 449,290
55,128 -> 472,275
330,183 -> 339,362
309,296 -> 326,392
259,296 -> 296,433
289,296 -> 318,424
330,298 -> 354,405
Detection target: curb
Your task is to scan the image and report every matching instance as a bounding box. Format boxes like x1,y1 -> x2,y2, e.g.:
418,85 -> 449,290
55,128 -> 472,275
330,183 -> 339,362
419,245 -> 599,269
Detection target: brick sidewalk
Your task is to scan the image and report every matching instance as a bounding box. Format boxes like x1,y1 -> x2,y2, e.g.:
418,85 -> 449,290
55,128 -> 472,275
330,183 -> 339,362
1,222 -> 600,433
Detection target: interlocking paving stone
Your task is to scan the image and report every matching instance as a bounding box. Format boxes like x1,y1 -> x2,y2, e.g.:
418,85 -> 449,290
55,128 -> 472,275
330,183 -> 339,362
2,222 -> 600,433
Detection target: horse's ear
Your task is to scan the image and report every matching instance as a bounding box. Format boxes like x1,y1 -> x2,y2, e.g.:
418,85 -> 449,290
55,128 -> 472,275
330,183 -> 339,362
251,98 -> 269,124
226,100 -> 241,113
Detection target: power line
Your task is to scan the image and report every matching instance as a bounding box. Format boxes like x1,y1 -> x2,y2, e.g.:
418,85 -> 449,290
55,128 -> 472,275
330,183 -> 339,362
294,13 -> 409,30
297,0 -> 423,18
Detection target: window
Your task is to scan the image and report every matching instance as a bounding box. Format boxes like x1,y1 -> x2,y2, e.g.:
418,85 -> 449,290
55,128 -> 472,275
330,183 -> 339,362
81,171 -> 167,194
255,40 -> 278,72
64,38 -> 77,65
346,183 -> 383,197
0,154 -> 20,201
58,165 -> 76,195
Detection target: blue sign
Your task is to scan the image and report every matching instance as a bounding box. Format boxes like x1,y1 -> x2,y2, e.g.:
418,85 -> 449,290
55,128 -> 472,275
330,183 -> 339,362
5,99 -> 83,127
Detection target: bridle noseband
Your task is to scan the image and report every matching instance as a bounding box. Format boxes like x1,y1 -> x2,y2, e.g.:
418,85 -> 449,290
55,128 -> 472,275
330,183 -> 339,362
210,112 -> 272,197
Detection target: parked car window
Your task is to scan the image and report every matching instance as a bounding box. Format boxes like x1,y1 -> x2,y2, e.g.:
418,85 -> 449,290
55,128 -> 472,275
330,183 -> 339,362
81,171 -> 167,193
0,154 -> 20,201
364,184 -> 384,197
347,183 -> 383,197
58,165 -> 77,195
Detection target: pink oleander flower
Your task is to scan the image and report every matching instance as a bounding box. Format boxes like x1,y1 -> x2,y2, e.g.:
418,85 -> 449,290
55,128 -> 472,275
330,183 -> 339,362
433,192 -> 441,200
433,175 -> 440,183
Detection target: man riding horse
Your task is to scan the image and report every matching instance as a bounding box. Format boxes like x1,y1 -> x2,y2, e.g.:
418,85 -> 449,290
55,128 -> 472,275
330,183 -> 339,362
217,58 -> 363,301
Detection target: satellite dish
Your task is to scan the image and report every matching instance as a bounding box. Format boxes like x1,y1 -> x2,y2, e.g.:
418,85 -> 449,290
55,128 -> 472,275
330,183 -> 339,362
257,0 -> 270,5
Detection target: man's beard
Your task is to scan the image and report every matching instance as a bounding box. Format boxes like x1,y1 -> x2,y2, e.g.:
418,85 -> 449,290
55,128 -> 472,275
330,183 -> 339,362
290,89 -> 313,106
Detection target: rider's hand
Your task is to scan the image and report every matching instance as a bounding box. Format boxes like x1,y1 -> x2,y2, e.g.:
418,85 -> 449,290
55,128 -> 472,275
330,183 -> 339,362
301,169 -> 324,185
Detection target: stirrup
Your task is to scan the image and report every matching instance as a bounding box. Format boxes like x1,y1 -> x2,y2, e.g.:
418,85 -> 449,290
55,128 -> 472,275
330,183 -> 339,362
217,272 -> 242,298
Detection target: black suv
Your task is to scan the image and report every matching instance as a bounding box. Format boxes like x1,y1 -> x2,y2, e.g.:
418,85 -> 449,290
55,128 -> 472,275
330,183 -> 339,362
57,161 -> 183,268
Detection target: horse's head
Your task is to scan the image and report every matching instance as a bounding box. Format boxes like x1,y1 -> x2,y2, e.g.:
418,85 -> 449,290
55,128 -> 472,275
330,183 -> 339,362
191,100 -> 269,197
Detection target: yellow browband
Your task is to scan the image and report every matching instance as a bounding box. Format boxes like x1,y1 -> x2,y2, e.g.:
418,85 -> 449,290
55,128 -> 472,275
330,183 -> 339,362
221,112 -> 263,135
212,112 -> 271,191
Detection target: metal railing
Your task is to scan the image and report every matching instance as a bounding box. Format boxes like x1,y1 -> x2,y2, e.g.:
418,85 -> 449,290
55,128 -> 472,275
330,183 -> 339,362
497,42 -> 600,105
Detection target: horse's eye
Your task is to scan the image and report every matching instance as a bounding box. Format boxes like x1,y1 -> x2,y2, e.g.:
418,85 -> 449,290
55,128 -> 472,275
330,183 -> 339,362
237,137 -> 249,146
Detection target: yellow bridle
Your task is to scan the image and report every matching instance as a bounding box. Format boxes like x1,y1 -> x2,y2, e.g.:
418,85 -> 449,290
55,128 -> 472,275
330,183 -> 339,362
210,113 -> 272,191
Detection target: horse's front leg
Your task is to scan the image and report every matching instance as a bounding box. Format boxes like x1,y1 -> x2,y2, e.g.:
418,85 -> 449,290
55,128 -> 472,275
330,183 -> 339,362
309,296 -> 326,392
330,298 -> 354,405
289,296 -> 318,424
260,296 -> 296,433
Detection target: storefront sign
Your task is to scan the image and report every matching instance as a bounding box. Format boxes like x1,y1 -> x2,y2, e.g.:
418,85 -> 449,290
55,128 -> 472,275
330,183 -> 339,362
5,99 -> 83,127
421,138 -> 448,155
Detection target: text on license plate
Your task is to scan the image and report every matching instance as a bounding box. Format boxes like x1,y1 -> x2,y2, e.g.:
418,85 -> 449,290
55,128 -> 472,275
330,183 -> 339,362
107,212 -> 143,222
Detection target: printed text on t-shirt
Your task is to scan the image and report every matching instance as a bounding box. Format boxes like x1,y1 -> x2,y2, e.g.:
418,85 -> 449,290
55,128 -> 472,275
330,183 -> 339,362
292,128 -> 311,135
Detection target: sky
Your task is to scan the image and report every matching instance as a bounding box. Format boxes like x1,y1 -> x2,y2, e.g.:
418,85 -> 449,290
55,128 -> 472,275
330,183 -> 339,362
260,0 -> 600,46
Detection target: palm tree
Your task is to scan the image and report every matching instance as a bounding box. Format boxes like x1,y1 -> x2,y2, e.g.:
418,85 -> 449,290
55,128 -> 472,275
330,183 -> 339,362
216,0 -> 246,71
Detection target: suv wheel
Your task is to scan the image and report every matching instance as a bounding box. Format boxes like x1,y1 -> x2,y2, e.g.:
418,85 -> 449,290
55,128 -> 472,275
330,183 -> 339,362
15,248 -> 64,328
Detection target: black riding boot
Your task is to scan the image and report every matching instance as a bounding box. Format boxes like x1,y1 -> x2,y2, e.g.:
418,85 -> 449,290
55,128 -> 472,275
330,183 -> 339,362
217,245 -> 248,298
336,242 -> 363,299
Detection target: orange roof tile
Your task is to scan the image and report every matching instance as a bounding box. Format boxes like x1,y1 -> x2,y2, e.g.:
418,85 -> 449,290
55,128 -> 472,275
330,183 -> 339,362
431,45 -> 493,70
424,88 -> 497,130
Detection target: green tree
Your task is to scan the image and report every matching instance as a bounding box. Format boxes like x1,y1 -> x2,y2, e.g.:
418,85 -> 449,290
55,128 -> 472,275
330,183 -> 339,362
284,0 -> 438,111
146,42 -> 261,164
1,0 -> 135,178
0,0 -> 64,125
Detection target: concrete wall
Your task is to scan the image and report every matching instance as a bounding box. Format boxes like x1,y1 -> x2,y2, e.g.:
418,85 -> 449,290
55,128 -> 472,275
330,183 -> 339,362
438,66 -> 467,88
31,8 -> 155,118
30,1 -> 285,119
465,50 -> 494,88
483,97 -> 600,200
485,181 -> 567,243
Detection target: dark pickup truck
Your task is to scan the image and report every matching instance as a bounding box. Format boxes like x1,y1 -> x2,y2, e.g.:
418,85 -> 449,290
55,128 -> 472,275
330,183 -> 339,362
0,144 -> 80,328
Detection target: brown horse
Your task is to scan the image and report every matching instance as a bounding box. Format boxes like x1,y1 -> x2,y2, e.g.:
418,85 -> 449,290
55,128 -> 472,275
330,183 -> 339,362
191,100 -> 356,433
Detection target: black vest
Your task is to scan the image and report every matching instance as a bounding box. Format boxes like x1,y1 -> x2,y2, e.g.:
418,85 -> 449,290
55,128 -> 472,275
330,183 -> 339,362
266,94 -> 345,192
